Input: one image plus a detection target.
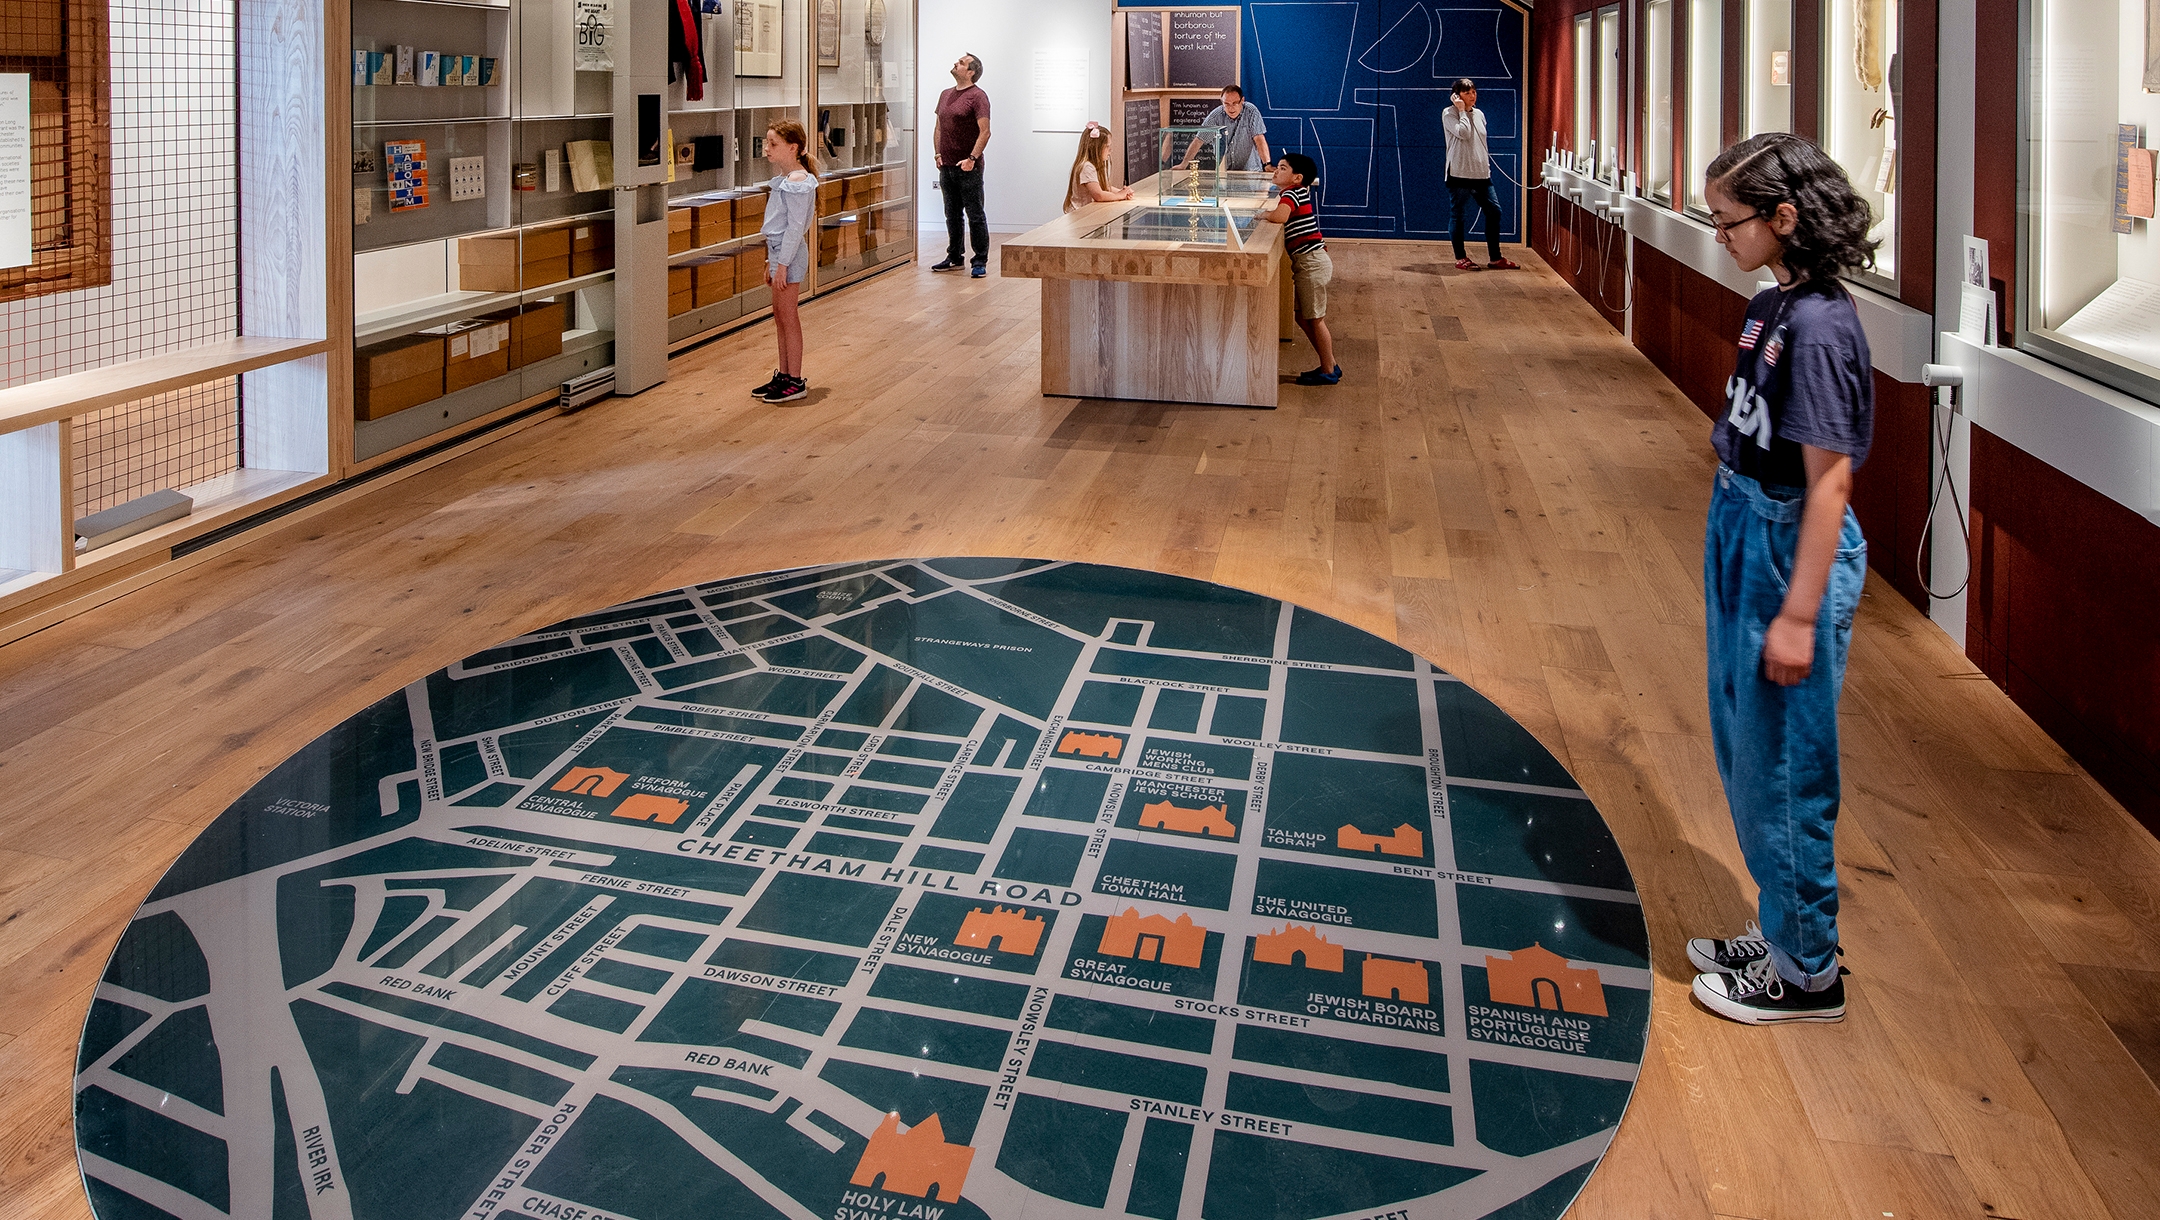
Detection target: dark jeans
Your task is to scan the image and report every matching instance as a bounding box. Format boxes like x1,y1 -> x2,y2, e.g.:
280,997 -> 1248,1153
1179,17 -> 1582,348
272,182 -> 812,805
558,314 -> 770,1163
939,162 -> 989,268
1447,174 -> 1502,261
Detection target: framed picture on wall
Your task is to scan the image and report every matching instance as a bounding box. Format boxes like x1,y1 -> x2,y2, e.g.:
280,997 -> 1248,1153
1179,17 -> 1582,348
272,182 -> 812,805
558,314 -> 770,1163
736,0 -> 782,77
817,0 -> 840,68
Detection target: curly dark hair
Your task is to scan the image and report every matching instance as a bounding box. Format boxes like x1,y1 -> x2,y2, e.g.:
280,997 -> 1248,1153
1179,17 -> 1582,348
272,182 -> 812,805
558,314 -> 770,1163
1705,133 -> 1878,284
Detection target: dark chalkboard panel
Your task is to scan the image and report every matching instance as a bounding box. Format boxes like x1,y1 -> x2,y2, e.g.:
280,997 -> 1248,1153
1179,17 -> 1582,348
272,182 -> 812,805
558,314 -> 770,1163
1125,10 -> 1166,90
1167,8 -> 1240,89
1124,98 -> 1161,181
1168,97 -> 1218,129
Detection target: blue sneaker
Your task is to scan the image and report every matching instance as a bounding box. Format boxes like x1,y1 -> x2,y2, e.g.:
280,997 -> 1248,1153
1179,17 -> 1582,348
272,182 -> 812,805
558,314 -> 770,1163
1294,365 -> 1342,386
970,264 -> 987,278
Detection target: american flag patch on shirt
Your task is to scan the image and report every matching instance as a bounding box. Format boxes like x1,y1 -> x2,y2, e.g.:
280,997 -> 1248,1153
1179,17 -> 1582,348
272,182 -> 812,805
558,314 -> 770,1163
1738,318 -> 1765,350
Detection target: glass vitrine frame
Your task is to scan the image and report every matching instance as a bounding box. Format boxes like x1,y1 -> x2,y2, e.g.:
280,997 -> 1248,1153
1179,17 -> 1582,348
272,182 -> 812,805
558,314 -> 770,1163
1598,6 -> 1624,183
1683,0 -> 1723,214
1641,0 -> 1676,202
2017,0 -> 2160,405
1159,125 -> 1228,205
1575,14 -> 1595,161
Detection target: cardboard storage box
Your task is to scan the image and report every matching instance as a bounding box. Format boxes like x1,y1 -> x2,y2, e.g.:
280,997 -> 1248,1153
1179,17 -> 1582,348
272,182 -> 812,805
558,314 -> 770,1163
816,178 -> 844,216
483,299 -> 565,369
458,226 -> 571,292
353,333 -> 445,421
668,265 -> 694,316
737,248 -> 770,295
845,174 -> 882,209
567,220 -> 614,275
668,206 -> 694,254
732,191 -> 768,237
426,319 -> 512,393
691,201 -> 733,247
818,225 -> 842,264
693,257 -> 735,307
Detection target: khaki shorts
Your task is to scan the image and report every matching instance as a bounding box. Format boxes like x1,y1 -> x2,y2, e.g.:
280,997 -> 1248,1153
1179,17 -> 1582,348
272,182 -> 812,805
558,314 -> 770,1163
1291,247 -> 1333,320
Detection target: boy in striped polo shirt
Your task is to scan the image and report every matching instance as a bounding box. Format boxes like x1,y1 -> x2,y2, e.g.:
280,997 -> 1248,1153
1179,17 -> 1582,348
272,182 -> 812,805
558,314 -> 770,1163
1263,153 -> 1339,386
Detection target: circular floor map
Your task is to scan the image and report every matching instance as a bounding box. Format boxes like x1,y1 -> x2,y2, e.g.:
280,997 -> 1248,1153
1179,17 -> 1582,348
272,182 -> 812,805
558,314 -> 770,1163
78,559 -> 1651,1220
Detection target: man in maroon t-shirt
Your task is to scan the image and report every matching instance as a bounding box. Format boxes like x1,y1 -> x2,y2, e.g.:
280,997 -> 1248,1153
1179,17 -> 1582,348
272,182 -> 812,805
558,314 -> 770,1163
932,53 -> 992,277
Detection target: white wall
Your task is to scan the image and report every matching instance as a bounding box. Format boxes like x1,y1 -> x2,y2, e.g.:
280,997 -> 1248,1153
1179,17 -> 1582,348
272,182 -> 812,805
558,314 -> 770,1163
917,0 -> 1115,236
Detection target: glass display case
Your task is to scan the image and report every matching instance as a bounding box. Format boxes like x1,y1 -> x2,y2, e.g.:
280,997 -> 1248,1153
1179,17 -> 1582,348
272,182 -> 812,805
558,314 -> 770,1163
1744,0 -> 1793,136
1160,125 -> 1227,205
1821,0 -> 1899,282
809,0 -> 916,288
1084,206 -> 1263,245
348,0 -> 915,460
1685,0 -> 1722,211
1642,0 -> 1674,200
1598,5 -> 1622,183
350,0 -> 618,461
2021,0 -> 2160,401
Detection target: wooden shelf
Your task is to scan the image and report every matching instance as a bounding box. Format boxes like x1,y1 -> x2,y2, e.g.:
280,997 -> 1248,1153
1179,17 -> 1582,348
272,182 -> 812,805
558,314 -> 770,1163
0,338 -> 330,436
355,270 -> 614,344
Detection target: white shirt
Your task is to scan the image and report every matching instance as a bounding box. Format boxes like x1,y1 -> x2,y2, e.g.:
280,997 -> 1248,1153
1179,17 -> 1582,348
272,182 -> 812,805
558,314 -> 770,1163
1442,105 -> 1491,180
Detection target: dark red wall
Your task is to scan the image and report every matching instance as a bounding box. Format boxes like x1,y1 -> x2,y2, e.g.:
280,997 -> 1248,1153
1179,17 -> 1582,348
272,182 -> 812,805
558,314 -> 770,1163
1968,429 -> 2160,836
1624,242 -> 1931,611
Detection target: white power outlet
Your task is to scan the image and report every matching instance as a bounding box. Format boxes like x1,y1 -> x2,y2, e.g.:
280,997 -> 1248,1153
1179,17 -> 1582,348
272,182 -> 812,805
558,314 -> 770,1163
449,156 -> 486,201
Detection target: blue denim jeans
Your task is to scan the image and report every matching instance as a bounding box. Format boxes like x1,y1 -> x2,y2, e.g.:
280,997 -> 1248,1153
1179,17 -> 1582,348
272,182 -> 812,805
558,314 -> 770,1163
1703,465 -> 1867,990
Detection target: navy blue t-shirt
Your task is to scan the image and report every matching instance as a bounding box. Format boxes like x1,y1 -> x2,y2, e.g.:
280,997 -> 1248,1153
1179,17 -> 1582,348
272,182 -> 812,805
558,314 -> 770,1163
1712,281 -> 1874,490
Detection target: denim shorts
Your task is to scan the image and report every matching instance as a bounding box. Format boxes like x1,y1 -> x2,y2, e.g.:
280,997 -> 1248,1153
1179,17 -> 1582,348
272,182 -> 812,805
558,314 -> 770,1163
765,239 -> 809,286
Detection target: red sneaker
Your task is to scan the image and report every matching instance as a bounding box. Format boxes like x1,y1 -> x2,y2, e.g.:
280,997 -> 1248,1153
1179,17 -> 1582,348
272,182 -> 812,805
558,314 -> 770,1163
1488,258 -> 1521,270
1455,258 -> 1480,271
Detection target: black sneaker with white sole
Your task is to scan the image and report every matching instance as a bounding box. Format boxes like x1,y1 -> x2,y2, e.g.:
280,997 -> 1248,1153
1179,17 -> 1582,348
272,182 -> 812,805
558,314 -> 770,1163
931,258 -> 965,272
749,370 -> 785,399
1686,921 -> 1773,974
760,375 -> 807,403
1692,957 -> 1846,1025
1687,924 -> 1842,974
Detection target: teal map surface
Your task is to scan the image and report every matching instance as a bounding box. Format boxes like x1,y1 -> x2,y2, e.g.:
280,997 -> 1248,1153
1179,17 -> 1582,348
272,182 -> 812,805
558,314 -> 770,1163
76,559 -> 1651,1220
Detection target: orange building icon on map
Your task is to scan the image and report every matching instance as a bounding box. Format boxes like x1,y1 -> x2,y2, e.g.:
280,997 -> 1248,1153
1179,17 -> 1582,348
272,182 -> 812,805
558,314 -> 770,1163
955,906 -> 1045,956
1139,799 -> 1236,838
1252,924 -> 1345,971
611,793 -> 691,824
1485,944 -> 1609,1017
1098,908 -> 1208,967
1056,730 -> 1124,760
1338,822 -> 1424,857
850,1112 -> 973,1200
1362,956 -> 1430,1004
553,766 -> 629,797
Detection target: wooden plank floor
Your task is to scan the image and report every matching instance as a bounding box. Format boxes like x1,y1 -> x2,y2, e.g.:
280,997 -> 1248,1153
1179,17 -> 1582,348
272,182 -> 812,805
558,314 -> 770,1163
4,242 -> 2159,1220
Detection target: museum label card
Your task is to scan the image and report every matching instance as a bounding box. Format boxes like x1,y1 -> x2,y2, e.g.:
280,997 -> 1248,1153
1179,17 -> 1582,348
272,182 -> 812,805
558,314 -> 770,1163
1031,48 -> 1090,133
0,75 -> 28,270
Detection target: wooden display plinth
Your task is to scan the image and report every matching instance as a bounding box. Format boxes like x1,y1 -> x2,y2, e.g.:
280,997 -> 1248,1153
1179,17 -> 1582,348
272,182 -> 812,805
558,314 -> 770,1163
1000,174 -> 1287,410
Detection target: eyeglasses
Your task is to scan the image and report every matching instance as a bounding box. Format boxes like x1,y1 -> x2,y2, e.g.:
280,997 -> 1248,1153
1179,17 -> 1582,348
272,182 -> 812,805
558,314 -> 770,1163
1710,210 -> 1767,237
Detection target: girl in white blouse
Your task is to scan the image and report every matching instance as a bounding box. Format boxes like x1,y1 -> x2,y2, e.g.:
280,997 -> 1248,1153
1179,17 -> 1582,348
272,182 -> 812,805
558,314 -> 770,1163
751,120 -> 819,403
1062,122 -> 1134,212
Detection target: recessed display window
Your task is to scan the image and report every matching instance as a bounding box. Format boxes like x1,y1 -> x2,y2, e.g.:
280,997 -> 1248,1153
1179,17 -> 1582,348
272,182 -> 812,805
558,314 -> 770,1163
1598,5 -> 1623,182
1744,0 -> 1792,137
1643,0 -> 1675,201
1822,0 -> 1899,284
1685,0 -> 1722,211
1576,13 -> 1595,161
2022,0 -> 2160,402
